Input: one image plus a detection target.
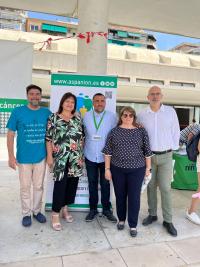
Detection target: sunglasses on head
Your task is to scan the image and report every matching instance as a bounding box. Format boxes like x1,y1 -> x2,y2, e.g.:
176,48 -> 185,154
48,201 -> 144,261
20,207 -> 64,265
122,113 -> 134,118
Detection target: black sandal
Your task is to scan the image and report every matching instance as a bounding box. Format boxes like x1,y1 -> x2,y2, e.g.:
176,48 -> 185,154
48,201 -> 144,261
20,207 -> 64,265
130,228 -> 137,237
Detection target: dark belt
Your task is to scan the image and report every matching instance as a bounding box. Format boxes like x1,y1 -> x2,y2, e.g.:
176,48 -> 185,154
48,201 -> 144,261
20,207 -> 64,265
152,149 -> 172,155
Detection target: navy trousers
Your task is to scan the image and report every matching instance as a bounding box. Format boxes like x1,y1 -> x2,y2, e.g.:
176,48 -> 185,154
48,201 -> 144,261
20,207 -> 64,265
111,164 -> 145,228
85,157 -> 111,211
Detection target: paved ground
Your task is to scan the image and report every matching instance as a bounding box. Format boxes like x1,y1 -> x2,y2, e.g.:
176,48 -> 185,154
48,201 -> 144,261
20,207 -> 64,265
1,136 -> 200,267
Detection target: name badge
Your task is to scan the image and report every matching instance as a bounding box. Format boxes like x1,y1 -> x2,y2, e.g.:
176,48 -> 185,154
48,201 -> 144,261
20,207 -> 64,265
92,134 -> 101,141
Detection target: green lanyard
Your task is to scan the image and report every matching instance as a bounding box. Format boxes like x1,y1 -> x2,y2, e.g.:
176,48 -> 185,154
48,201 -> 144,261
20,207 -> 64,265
93,110 -> 106,132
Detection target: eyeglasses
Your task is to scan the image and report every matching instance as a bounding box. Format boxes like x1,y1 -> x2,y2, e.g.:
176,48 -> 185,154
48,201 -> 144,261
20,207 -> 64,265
149,93 -> 161,97
122,113 -> 134,118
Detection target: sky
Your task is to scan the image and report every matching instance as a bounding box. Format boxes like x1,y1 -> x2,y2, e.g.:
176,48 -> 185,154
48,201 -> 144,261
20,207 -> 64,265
28,11 -> 78,24
28,11 -> 200,51
147,31 -> 200,51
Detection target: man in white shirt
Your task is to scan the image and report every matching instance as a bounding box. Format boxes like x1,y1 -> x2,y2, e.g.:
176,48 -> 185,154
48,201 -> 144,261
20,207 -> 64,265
137,86 -> 180,237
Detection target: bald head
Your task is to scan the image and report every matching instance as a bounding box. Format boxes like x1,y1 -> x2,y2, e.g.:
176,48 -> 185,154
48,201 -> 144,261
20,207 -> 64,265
148,86 -> 162,96
147,86 -> 163,108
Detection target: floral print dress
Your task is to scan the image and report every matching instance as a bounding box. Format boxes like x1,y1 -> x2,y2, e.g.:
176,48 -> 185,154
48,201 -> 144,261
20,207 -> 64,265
46,113 -> 84,181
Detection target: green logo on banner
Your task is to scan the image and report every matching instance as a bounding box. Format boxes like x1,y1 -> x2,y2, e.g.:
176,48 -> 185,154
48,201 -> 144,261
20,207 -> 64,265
0,98 -> 27,112
51,74 -> 117,88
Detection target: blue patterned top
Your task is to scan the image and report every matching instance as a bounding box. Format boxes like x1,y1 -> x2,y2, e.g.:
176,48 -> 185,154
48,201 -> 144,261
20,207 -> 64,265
102,126 -> 152,169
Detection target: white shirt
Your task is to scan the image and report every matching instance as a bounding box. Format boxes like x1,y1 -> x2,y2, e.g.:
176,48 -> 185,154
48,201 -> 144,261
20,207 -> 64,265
83,109 -> 117,163
137,104 -> 180,151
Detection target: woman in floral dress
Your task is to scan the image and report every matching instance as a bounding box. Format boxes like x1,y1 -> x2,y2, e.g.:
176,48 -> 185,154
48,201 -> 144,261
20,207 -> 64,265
46,92 -> 84,231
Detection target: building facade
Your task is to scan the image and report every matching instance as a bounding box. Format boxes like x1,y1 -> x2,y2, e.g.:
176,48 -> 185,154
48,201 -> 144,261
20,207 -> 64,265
0,7 -> 27,31
26,18 -> 77,36
0,29 -> 200,133
170,42 -> 200,55
26,18 -> 156,49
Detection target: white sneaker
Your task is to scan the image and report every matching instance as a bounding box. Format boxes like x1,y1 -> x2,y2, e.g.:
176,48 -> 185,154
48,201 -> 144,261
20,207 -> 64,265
186,211 -> 200,225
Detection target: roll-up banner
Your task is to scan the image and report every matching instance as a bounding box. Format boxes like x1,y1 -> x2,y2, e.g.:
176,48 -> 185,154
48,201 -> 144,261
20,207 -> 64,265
45,73 -> 117,211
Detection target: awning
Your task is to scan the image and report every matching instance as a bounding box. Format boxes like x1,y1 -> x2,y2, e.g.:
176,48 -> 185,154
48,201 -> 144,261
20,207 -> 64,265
109,39 -> 126,45
117,31 -> 128,38
41,23 -> 67,33
128,32 -> 141,37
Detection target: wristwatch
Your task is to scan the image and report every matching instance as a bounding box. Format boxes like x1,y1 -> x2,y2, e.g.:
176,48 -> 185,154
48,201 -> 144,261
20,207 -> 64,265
146,168 -> 152,172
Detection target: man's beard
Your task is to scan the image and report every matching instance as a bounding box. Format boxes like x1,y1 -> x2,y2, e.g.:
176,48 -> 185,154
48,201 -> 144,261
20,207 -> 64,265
30,100 -> 40,106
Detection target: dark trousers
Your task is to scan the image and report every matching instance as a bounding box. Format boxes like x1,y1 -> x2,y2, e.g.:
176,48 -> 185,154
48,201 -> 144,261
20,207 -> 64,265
111,164 -> 145,228
52,164 -> 79,213
85,157 -> 111,211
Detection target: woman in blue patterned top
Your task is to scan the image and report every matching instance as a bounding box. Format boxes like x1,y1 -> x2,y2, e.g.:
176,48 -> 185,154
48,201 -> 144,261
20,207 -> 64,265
46,92 -> 84,231
102,106 -> 152,237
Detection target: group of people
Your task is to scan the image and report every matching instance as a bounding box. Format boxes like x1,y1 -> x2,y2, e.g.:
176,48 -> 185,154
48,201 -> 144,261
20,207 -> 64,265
7,83 -> 185,237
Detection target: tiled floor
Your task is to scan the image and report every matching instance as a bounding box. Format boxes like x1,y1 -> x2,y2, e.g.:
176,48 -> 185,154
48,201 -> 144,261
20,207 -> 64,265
1,136 -> 200,267
1,164 -> 200,267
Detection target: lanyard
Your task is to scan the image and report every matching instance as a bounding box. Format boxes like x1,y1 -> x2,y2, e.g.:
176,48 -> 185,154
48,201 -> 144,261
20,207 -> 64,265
93,110 -> 106,131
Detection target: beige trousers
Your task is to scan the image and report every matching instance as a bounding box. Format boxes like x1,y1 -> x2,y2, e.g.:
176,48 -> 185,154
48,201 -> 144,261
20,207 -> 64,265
18,159 -> 46,216
147,152 -> 173,223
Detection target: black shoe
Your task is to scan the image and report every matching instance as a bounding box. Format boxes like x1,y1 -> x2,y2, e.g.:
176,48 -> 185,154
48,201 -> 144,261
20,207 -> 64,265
22,215 -> 32,227
103,210 -> 117,223
117,222 -> 125,230
130,228 -> 137,237
33,212 -> 46,223
85,210 -> 98,222
142,215 -> 158,226
163,221 -> 177,237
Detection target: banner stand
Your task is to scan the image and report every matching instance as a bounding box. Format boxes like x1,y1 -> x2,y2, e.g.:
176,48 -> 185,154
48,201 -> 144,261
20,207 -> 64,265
45,74 -> 117,211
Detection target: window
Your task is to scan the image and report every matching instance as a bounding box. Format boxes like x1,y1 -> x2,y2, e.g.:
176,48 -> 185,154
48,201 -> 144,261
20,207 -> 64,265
127,32 -> 141,40
170,81 -> 195,88
118,77 -> 130,83
57,71 -> 76,74
136,78 -> 164,85
30,24 -> 39,31
32,69 -> 50,75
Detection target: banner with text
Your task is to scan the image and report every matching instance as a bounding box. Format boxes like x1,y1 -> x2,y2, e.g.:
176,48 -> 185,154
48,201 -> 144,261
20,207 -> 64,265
45,73 -> 117,211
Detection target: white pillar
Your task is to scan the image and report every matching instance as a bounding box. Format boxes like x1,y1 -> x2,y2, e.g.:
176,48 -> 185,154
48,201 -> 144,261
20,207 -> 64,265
77,0 -> 109,75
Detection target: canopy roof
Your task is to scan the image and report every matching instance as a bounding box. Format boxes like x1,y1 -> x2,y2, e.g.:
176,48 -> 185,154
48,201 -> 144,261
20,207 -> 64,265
0,0 -> 200,39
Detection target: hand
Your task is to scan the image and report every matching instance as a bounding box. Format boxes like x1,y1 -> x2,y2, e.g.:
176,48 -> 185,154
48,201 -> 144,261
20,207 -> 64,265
105,169 -> 112,181
47,155 -> 54,169
188,132 -> 194,141
135,122 -> 143,128
145,168 -> 151,177
8,156 -> 17,170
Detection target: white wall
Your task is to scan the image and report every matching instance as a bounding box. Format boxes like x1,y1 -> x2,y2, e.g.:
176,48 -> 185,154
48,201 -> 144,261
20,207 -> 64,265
0,39 -> 33,99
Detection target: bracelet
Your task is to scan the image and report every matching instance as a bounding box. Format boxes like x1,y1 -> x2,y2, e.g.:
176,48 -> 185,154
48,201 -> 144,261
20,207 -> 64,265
105,168 -> 110,170
146,168 -> 152,171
